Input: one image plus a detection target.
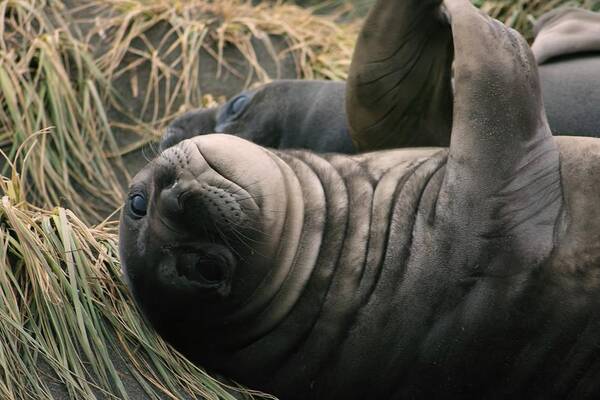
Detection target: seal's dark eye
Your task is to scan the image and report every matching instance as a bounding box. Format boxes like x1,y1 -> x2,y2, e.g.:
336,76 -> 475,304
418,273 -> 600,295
129,194 -> 147,217
229,95 -> 248,115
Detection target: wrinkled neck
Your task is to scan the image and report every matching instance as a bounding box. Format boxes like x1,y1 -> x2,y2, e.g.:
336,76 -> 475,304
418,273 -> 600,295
220,150 -> 315,339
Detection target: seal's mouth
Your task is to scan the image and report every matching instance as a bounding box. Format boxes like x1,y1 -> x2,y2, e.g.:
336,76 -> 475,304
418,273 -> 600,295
176,252 -> 226,285
160,243 -> 236,297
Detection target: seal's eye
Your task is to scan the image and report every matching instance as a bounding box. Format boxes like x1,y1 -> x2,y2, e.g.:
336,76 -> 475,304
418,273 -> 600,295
129,194 -> 147,217
229,95 -> 249,116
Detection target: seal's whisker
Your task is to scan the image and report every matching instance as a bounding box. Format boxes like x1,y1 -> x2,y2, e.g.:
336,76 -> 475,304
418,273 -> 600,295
213,222 -> 247,263
229,228 -> 268,259
141,145 -> 155,164
228,224 -> 270,244
224,218 -> 272,237
235,193 -> 275,202
147,140 -> 160,158
254,209 -> 287,214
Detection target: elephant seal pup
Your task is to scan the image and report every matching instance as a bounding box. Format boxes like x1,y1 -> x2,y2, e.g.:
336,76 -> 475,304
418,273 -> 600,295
161,80 -> 355,153
121,0 -> 600,398
532,8 -> 600,137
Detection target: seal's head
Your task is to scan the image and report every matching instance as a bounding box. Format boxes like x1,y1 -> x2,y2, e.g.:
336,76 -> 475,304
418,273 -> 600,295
119,134 -> 294,364
161,80 -> 354,153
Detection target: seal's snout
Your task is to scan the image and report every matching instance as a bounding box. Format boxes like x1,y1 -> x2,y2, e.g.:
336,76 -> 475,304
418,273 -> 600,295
151,136 -> 266,234
157,175 -> 248,231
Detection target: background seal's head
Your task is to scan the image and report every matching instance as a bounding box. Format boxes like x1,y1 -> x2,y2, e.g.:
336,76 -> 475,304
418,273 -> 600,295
161,80 -> 354,153
119,134 -> 296,362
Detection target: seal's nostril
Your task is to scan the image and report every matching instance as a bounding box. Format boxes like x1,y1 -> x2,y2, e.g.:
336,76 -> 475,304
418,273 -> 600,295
159,186 -> 184,216
157,176 -> 202,220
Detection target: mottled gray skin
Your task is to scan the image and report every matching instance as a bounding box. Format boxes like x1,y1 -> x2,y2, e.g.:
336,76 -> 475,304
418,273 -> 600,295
533,8 -> 600,137
120,0 -> 600,398
161,80 -> 354,153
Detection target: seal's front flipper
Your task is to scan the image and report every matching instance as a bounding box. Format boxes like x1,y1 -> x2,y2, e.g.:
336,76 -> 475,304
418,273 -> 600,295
439,0 -> 562,269
346,0 -> 453,151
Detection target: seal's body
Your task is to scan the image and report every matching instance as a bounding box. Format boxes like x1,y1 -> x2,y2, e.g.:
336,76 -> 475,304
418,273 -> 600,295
533,8 -> 600,137
121,134 -> 600,399
121,0 -> 600,398
538,56 -> 600,136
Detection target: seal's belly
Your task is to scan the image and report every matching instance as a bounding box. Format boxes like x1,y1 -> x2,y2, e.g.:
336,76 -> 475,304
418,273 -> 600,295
236,148 -> 449,399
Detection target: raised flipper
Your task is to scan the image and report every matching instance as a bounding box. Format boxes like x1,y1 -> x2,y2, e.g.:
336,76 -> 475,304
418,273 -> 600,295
346,0 -> 454,151
438,0 -> 562,267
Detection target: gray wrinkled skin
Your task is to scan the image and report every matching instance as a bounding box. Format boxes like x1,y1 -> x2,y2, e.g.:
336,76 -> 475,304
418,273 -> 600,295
120,0 -> 600,398
532,8 -> 600,137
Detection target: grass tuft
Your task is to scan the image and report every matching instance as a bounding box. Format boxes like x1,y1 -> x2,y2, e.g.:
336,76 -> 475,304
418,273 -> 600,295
0,1 -> 127,223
